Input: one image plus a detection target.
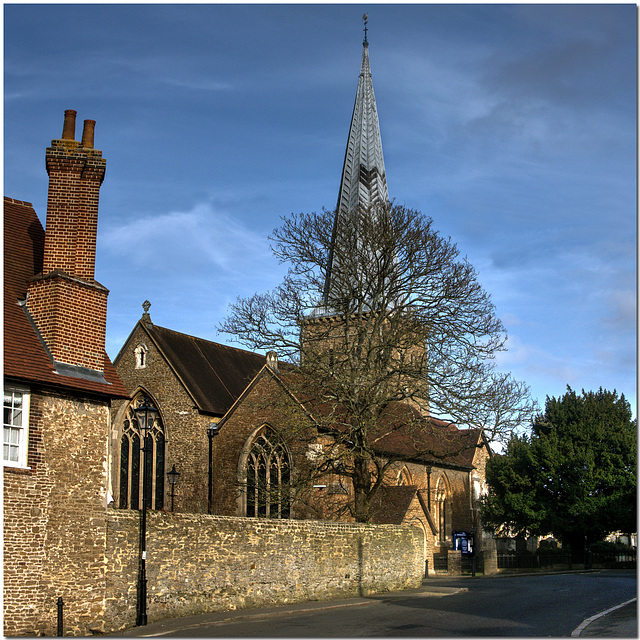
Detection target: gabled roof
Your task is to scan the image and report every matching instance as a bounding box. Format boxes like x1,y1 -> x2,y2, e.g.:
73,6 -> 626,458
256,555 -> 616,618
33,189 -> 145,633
368,485 -> 437,534
118,321 -> 266,416
370,403 -> 484,469
229,367 -> 483,470
368,485 -> 418,525
3,197 -> 129,398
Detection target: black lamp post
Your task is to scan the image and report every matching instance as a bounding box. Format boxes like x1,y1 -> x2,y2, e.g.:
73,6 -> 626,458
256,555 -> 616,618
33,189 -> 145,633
426,465 -> 432,512
207,423 -> 220,514
167,464 -> 180,512
133,395 -> 158,627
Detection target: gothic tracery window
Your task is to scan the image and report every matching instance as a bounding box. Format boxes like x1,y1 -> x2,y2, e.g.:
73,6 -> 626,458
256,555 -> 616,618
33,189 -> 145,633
119,394 -> 165,510
245,426 -> 291,519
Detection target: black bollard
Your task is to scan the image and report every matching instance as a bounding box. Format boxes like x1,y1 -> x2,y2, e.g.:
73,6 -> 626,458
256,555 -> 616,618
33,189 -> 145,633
57,597 -> 64,637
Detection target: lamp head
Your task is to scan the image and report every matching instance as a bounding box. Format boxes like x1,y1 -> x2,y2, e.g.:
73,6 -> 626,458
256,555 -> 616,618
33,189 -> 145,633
167,464 -> 180,486
133,395 -> 159,432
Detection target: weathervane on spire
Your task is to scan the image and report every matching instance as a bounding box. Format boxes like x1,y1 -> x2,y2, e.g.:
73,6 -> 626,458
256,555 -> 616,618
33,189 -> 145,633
362,13 -> 368,46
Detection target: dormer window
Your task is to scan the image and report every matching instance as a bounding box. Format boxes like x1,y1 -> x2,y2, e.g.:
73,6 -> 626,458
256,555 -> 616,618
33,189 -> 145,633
134,345 -> 148,369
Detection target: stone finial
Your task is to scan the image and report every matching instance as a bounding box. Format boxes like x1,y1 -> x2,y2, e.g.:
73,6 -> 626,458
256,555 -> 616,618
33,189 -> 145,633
141,300 -> 152,324
266,351 -> 278,372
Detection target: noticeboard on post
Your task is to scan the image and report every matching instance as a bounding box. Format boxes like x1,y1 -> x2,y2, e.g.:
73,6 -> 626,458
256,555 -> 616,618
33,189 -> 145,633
453,531 -> 474,555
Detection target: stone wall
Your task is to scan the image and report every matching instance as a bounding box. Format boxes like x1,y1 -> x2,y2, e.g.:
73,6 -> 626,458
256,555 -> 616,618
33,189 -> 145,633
104,510 -> 424,633
3,388 -> 111,637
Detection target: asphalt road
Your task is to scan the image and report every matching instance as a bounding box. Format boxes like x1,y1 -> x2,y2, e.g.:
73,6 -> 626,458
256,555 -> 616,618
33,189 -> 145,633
114,570 -> 637,637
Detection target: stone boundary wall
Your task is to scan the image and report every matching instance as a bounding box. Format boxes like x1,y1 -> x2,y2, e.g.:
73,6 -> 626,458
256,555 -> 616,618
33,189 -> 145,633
105,510 -> 424,632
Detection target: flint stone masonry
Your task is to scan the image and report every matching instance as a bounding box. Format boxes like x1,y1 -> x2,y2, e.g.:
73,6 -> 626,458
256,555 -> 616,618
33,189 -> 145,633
3,390 -> 111,637
104,510 -> 424,632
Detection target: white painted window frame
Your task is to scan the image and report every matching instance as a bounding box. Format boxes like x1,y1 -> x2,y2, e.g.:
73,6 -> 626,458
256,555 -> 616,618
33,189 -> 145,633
3,384 -> 30,468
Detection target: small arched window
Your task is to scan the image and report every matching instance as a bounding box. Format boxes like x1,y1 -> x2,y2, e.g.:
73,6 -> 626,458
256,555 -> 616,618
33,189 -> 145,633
119,393 -> 165,510
245,426 -> 291,519
134,345 -> 148,369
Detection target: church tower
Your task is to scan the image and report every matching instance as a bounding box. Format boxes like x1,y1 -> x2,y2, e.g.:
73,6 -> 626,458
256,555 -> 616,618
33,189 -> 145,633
323,15 -> 390,307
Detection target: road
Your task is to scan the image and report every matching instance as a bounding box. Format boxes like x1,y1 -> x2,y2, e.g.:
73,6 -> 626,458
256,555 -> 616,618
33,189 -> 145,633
115,570 -> 636,637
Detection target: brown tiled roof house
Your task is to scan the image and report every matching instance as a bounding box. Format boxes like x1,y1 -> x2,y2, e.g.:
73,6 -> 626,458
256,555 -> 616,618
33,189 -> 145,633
3,111 -> 129,636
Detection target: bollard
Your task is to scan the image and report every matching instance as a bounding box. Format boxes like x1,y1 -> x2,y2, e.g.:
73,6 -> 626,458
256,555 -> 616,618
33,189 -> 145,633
57,597 -> 64,637
424,559 -> 429,578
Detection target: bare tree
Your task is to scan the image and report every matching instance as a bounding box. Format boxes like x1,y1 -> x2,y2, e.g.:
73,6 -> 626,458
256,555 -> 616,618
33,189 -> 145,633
221,203 -> 536,522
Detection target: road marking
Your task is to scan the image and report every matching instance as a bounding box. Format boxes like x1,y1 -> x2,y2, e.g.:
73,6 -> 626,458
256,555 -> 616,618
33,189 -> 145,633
571,598 -> 637,637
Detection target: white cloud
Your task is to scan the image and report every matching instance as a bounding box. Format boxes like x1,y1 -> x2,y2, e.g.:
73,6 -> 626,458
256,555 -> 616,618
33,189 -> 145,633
100,202 -> 275,279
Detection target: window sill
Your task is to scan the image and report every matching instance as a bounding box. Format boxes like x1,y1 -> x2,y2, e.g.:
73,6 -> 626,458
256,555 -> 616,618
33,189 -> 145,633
3,465 -> 32,474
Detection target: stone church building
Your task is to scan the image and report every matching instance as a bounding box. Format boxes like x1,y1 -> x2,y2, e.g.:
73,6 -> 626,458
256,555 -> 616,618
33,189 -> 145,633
4,29 -> 494,637
110,29 -> 492,568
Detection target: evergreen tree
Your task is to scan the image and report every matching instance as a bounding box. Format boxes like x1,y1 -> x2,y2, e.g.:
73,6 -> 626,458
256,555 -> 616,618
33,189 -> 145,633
482,386 -> 636,549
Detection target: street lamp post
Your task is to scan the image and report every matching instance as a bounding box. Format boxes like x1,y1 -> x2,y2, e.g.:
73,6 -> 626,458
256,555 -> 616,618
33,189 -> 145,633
167,464 -> 180,512
133,395 -> 159,627
207,423 -> 220,514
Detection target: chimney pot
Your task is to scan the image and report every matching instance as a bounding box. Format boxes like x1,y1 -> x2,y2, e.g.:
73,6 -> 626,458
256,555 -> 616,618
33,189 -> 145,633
81,119 -> 96,149
62,109 -> 77,140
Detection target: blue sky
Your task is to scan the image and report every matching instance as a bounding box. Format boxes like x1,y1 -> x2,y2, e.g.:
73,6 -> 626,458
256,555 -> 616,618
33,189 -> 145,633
4,4 -> 637,420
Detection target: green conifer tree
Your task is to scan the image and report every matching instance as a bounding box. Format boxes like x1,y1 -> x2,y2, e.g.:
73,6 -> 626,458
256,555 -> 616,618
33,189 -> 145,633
482,386 -> 636,550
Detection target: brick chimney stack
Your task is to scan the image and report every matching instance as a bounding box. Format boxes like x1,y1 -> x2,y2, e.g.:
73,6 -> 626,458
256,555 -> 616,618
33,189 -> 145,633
25,110 -> 109,376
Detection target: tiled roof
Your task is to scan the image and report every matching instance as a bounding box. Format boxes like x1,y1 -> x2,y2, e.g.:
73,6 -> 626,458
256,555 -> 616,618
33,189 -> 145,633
138,323 -> 266,416
368,485 -> 418,525
370,403 -> 483,468
3,197 -> 129,398
269,371 -> 482,469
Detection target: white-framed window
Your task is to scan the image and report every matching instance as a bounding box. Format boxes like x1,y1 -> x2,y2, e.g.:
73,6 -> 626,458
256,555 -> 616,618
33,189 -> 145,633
3,384 -> 30,468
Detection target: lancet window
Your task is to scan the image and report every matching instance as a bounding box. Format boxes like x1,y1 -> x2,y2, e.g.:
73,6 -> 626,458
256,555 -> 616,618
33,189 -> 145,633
119,394 -> 165,510
245,426 -> 291,519
435,478 -> 448,544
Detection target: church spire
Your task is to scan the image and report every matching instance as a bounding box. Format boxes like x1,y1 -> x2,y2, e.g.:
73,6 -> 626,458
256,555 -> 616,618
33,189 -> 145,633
323,16 -> 389,305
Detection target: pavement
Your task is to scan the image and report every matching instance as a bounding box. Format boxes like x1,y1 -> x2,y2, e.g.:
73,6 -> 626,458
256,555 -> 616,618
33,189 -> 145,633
573,599 -> 637,637
111,573 -> 637,637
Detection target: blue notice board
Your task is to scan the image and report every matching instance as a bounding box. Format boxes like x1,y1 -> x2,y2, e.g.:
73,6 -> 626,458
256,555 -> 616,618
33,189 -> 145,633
453,531 -> 474,555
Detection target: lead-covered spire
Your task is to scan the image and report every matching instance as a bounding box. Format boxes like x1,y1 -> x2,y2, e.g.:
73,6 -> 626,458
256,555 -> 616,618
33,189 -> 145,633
323,18 -> 389,305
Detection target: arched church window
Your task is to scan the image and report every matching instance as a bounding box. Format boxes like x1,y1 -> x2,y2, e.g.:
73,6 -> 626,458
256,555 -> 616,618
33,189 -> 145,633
245,426 -> 291,519
435,478 -> 448,544
397,466 -> 412,486
119,394 -> 165,510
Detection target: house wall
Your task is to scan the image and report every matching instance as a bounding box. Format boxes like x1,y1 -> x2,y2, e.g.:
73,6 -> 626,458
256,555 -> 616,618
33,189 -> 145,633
103,510 -> 425,633
3,387 -> 111,637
